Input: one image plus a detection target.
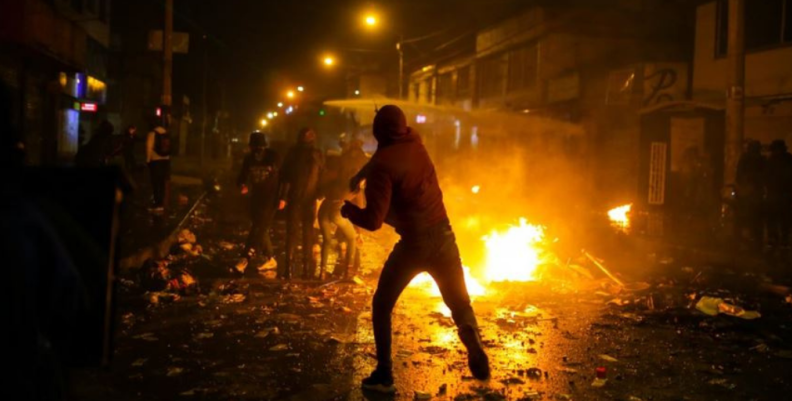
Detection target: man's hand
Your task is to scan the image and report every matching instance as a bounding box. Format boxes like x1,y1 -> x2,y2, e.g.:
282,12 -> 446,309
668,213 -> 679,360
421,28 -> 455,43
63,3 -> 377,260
340,200 -> 355,219
349,174 -> 364,193
278,200 -> 287,210
240,185 -> 249,195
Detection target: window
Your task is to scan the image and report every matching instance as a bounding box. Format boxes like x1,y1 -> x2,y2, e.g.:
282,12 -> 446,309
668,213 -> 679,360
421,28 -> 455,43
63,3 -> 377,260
478,55 -> 506,98
457,66 -> 471,97
437,72 -> 454,103
507,44 -> 538,92
716,0 -> 792,56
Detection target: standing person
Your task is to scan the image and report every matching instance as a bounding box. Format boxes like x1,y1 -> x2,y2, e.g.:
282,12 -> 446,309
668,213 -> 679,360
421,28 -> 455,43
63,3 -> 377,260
765,139 -> 792,248
122,125 -> 137,171
735,140 -> 766,248
279,128 -> 324,279
341,105 -> 489,393
146,110 -> 172,213
318,136 -> 367,279
235,132 -> 285,274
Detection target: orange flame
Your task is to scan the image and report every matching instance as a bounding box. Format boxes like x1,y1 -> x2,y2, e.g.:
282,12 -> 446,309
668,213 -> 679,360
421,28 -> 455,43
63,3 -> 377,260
608,204 -> 631,231
483,218 -> 547,282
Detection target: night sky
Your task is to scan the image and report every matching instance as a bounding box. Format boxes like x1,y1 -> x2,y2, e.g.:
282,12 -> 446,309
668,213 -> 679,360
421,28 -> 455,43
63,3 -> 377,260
116,0 -> 527,129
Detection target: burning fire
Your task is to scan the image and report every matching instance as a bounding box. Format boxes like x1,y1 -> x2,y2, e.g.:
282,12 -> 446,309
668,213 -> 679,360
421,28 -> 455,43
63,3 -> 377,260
409,217 -> 550,298
482,218 -> 547,283
608,204 -> 632,230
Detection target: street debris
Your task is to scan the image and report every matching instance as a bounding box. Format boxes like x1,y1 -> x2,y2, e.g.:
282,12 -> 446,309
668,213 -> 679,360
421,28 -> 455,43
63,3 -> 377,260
415,390 -> 433,400
708,378 -> 736,390
695,296 -> 761,319
255,327 -> 280,338
222,293 -> 246,304
269,344 -> 289,351
167,367 -> 184,377
598,354 -> 618,363
131,358 -> 148,367
194,332 -> 214,340
132,333 -> 158,342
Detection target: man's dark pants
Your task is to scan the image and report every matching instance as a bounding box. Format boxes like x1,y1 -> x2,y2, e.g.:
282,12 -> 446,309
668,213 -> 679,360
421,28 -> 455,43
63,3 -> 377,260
372,221 -> 478,371
284,199 -> 317,278
149,159 -> 170,207
767,197 -> 791,247
244,192 -> 276,260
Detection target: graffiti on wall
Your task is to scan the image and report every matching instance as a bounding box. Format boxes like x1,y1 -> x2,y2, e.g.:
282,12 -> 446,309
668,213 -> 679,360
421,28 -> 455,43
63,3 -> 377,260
643,63 -> 688,107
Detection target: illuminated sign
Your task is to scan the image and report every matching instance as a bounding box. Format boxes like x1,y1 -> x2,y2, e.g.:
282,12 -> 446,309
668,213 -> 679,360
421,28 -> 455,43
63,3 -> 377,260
80,103 -> 98,112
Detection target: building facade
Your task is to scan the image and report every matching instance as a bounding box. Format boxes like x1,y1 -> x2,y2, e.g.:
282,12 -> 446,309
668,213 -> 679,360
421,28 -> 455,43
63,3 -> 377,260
0,0 -> 112,165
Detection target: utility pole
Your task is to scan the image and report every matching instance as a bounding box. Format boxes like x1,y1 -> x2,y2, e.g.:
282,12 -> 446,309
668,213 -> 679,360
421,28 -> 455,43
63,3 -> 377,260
724,0 -> 745,185
161,0 -> 174,107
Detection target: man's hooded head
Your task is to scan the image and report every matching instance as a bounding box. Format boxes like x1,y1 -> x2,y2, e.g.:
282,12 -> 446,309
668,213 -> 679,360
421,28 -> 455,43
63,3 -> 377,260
373,105 -> 410,146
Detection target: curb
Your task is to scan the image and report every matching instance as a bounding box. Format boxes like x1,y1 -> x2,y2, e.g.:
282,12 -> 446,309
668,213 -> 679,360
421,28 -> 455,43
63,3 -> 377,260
118,191 -> 207,270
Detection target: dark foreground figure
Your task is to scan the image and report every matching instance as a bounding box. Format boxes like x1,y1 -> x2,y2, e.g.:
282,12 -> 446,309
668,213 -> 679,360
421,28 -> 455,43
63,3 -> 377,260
341,105 -> 490,393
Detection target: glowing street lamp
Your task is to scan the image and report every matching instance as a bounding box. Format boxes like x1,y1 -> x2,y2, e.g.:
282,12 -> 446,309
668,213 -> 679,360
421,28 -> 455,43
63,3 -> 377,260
286,90 -> 295,99
277,102 -> 283,108
323,56 -> 335,67
266,112 -> 274,119
273,111 -> 278,117
297,86 -> 304,92
260,119 -> 268,127
364,14 -> 377,28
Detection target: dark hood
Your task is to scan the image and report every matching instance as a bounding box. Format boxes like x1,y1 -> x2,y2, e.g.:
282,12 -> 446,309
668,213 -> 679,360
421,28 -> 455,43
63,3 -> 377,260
373,105 -> 416,147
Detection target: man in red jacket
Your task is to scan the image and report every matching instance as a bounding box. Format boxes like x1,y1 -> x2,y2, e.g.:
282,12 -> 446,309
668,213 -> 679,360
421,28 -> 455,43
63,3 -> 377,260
341,105 -> 489,393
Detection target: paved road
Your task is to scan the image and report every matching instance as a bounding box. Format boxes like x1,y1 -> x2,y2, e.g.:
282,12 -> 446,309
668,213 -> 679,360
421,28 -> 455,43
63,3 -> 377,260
73,187 -> 792,401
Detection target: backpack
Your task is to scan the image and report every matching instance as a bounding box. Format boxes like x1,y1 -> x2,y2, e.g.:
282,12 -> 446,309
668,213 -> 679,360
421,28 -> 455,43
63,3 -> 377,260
154,130 -> 172,157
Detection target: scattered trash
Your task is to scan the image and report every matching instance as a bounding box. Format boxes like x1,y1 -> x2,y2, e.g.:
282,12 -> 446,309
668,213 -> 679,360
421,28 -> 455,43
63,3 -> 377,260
326,336 -> 343,345
658,256 -> 674,265
222,294 -> 246,304
776,350 -> 792,359
177,229 -> 197,244
558,367 -> 578,373
415,391 -> 432,400
269,344 -> 289,351
751,343 -> 770,353
555,394 -> 572,400
519,391 -> 541,400
596,366 -> 607,379
526,367 -> 542,379
707,378 -> 736,390
217,241 -> 236,250
133,333 -> 159,342
681,266 -> 695,273
628,397 -> 644,401
255,327 -> 280,338
501,377 -> 525,385
695,296 -> 761,319
180,388 -> 198,396
599,354 -> 618,363
438,384 -> 447,395
131,358 -> 148,367
194,332 -> 214,340
167,367 -> 184,376
591,378 -> 607,388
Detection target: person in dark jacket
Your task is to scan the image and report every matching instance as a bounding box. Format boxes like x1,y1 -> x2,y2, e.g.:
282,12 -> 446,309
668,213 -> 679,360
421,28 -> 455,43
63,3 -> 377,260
280,128 -> 324,279
74,120 -> 116,167
318,137 -> 368,279
235,132 -> 284,274
341,105 -> 489,393
735,140 -> 766,248
765,139 -> 792,248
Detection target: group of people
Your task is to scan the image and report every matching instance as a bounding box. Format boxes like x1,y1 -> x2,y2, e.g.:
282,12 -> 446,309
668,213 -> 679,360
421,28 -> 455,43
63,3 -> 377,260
735,139 -> 792,249
235,105 -> 490,392
234,127 -> 368,280
74,112 -> 173,213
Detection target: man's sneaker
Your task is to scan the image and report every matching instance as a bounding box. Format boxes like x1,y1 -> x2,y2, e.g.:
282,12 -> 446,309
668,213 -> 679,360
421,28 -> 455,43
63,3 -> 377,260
458,326 -> 490,380
361,368 -> 395,393
233,258 -> 248,274
258,257 -> 277,271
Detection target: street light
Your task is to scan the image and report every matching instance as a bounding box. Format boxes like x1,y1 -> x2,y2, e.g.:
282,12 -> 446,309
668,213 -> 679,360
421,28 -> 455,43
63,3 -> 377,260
277,102 -> 283,108
267,112 -> 274,119
297,86 -> 304,92
286,90 -> 295,99
323,56 -> 335,67
260,119 -> 268,127
364,14 -> 377,27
